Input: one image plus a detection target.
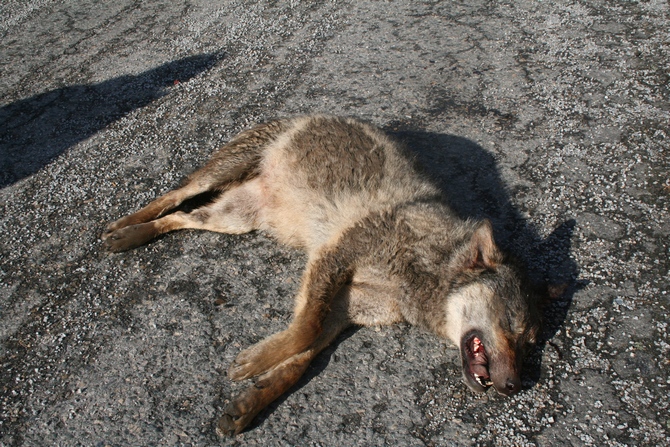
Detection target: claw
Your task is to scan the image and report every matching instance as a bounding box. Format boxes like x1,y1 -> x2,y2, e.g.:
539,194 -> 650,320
228,360 -> 254,382
217,406 -> 246,436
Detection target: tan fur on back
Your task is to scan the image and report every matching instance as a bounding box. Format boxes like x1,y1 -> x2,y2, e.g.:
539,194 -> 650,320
254,116 -> 438,251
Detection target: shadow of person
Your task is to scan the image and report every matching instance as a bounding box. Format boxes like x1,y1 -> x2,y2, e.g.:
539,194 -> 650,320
0,52 -> 224,188
386,126 -> 583,389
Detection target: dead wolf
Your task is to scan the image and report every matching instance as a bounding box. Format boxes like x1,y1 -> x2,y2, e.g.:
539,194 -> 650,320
102,115 -> 540,435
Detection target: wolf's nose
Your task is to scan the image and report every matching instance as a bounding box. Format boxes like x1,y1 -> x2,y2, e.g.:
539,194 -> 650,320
505,378 -> 520,394
494,376 -> 520,396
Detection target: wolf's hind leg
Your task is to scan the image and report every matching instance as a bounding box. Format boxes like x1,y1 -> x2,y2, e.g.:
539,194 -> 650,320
102,119 -> 287,239
103,181 -> 261,252
102,181 -> 214,239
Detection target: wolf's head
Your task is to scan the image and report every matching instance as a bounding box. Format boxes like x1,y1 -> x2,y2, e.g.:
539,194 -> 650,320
445,220 -> 540,396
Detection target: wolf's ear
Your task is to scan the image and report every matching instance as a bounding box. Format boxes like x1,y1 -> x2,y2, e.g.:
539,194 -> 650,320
466,220 -> 501,270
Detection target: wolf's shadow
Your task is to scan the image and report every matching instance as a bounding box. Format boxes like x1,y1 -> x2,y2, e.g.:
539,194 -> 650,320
389,127 -> 581,387
0,52 -> 223,188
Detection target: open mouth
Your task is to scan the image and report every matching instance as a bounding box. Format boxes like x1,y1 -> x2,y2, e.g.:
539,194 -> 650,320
462,331 -> 492,389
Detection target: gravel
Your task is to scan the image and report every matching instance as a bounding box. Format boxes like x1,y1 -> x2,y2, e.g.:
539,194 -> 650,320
1,0 -> 668,445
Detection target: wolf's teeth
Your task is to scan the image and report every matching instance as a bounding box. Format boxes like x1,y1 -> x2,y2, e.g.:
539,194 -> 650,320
473,373 -> 492,387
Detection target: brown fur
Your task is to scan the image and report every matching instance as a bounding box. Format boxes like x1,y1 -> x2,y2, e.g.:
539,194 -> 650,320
102,115 -> 539,435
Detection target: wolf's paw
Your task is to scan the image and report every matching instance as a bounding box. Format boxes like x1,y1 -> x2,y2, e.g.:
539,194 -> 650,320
217,385 -> 267,436
218,358 -> 309,436
101,216 -> 133,240
217,401 -> 254,436
228,332 -> 295,381
217,398 -> 255,436
102,224 -> 156,252
227,343 -> 269,381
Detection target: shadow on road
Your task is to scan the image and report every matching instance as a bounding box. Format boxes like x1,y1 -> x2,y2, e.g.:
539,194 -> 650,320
0,52 -> 224,188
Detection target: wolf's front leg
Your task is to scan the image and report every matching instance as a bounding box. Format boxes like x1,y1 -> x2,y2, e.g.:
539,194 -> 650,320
228,243 -> 356,381
218,295 -> 351,436
218,350 -> 313,436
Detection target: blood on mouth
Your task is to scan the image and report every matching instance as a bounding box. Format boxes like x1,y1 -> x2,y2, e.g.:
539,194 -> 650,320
471,336 -> 493,387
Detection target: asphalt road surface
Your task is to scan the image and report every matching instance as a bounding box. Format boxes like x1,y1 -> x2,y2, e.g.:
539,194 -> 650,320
1,1 -> 668,446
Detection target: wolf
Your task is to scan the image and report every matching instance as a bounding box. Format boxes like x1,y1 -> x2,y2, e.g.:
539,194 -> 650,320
102,115 -> 540,435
